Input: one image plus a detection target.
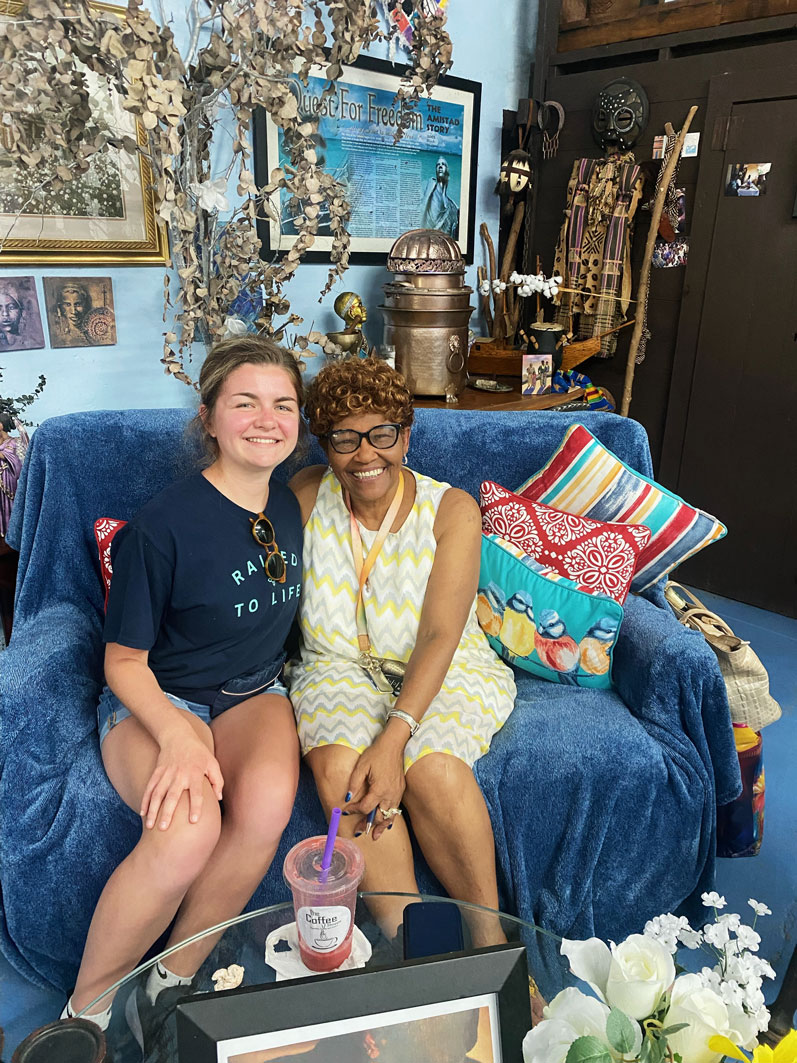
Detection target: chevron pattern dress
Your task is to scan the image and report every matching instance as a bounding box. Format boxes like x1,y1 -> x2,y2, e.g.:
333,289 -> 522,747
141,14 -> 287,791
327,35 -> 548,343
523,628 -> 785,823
286,468 -> 517,771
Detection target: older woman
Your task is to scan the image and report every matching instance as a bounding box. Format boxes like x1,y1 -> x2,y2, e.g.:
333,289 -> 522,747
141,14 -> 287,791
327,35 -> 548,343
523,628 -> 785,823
287,358 -> 516,944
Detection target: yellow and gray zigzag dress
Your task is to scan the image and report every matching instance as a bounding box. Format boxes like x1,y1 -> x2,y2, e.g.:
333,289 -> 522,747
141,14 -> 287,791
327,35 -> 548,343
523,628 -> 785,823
286,468 -> 517,770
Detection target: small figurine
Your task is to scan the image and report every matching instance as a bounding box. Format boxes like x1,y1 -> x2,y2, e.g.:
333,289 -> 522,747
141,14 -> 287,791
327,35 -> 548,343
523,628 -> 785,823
326,292 -> 371,357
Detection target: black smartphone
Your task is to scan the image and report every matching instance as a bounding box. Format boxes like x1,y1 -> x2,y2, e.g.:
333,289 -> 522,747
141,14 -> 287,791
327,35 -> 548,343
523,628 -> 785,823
402,901 -> 465,960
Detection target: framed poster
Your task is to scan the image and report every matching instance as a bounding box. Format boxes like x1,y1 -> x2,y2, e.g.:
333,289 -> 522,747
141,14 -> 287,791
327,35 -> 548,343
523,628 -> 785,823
0,2 -> 168,265
177,945 -> 530,1063
253,55 -> 481,264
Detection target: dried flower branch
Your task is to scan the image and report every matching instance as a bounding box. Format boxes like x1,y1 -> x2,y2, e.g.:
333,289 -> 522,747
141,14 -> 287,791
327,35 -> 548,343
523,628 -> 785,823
0,0 -> 453,387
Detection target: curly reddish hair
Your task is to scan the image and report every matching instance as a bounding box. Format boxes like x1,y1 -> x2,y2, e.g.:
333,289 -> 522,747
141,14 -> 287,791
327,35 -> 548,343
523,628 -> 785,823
305,356 -> 415,439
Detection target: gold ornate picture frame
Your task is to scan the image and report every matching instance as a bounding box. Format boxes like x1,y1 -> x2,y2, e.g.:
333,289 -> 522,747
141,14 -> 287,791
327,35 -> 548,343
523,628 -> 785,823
0,0 -> 168,265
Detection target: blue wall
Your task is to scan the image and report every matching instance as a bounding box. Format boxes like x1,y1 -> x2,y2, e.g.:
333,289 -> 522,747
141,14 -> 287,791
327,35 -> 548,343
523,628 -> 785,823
0,2 -> 537,426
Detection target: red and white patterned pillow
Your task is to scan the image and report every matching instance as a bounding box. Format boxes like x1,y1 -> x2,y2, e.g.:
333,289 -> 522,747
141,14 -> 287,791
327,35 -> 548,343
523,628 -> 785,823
480,481 -> 651,604
93,517 -> 127,607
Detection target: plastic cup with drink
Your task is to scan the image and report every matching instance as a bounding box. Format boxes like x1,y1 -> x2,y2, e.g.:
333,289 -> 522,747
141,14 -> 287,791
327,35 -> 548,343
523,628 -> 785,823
283,810 -> 365,972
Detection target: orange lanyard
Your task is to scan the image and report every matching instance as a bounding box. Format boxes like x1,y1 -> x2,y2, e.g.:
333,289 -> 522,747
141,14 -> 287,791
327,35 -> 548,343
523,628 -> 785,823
345,471 -> 404,657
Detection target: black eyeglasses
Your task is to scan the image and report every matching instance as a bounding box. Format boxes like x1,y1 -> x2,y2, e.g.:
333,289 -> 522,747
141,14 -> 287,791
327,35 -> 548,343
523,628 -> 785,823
326,423 -> 404,454
249,513 -> 287,583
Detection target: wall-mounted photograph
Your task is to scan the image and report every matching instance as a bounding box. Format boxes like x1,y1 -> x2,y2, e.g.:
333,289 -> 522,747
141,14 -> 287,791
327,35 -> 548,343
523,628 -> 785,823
254,55 -> 481,263
0,2 -> 168,265
0,277 -> 45,352
42,277 -> 117,348
725,162 -> 771,197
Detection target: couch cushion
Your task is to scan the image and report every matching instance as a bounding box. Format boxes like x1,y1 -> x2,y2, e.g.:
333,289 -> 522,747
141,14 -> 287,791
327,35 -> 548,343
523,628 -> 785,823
480,480 -> 649,603
478,533 -> 623,688
515,424 -> 726,592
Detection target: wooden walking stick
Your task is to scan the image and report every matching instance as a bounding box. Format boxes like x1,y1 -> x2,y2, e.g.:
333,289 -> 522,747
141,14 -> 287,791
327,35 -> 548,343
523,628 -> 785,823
620,105 -> 698,417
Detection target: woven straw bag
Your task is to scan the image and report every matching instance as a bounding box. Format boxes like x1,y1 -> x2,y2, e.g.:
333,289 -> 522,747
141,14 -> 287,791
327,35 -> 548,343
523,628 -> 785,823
664,581 -> 782,731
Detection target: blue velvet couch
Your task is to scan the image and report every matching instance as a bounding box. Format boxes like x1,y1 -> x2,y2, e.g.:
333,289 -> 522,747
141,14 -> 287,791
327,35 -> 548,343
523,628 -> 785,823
0,407 -> 740,992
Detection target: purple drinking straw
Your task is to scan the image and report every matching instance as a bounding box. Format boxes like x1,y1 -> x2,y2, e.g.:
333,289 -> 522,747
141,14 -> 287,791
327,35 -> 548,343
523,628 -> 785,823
319,807 -> 341,884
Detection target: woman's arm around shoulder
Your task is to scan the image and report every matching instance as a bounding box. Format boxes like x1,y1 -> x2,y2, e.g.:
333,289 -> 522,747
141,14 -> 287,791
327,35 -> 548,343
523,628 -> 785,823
288,465 -> 326,527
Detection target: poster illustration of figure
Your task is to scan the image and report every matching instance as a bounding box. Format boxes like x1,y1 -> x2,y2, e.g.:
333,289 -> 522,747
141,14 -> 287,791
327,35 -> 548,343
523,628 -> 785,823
0,277 -> 45,352
421,156 -> 460,237
43,277 -> 117,349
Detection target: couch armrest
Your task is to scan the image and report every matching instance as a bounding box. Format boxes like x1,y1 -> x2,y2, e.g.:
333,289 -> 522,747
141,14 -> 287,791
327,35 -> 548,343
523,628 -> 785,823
613,594 -> 741,806
0,603 -> 104,757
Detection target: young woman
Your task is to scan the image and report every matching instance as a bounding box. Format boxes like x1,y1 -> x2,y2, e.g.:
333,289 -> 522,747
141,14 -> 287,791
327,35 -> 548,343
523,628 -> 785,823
63,336 -> 305,1035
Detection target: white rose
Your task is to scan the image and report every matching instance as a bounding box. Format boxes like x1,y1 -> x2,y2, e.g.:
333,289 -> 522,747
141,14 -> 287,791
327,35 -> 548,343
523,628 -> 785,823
562,934 -> 675,1020
522,989 -> 613,1063
666,973 -> 731,1063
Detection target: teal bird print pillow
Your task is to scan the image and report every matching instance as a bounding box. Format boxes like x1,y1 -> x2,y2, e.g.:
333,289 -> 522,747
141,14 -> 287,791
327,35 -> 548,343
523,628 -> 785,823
478,533 -> 624,688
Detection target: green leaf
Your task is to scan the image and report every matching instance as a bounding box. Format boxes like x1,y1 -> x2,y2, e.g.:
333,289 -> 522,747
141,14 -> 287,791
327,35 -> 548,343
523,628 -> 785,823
606,1009 -> 638,1054
660,1023 -> 690,1036
565,1036 -> 613,1063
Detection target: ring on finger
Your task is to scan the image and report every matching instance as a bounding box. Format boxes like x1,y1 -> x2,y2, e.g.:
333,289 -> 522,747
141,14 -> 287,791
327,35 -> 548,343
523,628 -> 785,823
379,806 -> 403,820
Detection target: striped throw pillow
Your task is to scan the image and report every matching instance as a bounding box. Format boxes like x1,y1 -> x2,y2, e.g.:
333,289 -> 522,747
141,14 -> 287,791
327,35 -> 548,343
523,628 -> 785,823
516,424 -> 726,593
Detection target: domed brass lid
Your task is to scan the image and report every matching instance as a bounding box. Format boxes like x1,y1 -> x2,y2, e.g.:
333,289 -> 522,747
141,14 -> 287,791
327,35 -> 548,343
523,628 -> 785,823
387,228 -> 465,274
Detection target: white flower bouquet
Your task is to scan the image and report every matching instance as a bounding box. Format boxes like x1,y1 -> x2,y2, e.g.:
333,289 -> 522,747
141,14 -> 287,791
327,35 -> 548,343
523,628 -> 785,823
523,895 -> 778,1063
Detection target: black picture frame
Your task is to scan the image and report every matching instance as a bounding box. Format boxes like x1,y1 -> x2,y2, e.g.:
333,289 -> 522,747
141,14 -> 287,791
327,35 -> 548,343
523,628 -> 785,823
252,54 -> 481,265
177,944 -> 530,1063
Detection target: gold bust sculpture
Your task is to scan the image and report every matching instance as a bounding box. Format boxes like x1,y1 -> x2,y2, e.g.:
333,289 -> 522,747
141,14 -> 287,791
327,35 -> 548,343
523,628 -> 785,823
326,291 -> 370,356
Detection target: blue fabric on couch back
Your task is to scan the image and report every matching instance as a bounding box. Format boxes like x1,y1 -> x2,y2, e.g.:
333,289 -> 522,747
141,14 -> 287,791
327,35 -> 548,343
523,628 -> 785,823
0,408 -> 740,991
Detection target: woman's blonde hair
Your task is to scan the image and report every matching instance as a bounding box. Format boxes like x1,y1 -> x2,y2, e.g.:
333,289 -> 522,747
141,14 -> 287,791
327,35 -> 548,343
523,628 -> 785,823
190,334 -> 308,464
304,357 -> 414,440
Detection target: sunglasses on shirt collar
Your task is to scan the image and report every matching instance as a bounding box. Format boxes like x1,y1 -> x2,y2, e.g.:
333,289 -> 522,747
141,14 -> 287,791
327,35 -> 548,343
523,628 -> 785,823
249,513 -> 287,583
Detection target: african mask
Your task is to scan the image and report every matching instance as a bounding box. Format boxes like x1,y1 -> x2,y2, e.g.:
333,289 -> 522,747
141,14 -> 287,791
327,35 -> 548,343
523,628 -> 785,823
592,77 -> 649,153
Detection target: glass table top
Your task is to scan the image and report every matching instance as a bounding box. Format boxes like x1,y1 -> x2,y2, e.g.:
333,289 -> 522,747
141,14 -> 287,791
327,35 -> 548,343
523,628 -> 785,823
75,892 -> 567,1062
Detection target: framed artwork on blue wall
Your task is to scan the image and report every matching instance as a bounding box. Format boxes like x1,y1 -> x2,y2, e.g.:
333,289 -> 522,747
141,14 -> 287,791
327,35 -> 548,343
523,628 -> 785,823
253,54 -> 481,264
0,1 -> 168,265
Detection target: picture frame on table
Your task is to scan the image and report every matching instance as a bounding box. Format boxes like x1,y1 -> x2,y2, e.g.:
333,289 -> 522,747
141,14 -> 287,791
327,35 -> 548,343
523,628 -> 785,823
0,1 -> 168,266
253,54 -> 481,264
177,944 -> 530,1063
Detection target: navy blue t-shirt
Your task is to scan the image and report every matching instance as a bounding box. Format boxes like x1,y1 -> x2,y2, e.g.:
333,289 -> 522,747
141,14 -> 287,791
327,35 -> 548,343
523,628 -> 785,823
103,473 -> 302,703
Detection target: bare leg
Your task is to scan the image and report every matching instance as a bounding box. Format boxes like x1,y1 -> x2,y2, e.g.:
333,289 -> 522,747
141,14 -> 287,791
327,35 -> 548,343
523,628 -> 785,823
71,713 -> 221,1013
403,753 -> 505,948
306,745 -> 418,938
159,694 -> 299,976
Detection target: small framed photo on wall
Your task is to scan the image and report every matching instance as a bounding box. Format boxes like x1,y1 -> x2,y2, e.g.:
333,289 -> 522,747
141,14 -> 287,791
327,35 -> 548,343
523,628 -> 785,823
43,277 -> 117,349
0,277 -> 45,352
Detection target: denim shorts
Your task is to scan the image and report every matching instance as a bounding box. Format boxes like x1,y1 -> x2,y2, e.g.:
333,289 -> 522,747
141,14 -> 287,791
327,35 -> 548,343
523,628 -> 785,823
97,666 -> 289,745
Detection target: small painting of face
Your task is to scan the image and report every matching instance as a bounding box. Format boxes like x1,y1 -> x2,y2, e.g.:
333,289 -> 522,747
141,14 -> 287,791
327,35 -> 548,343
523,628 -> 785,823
202,363 -> 301,476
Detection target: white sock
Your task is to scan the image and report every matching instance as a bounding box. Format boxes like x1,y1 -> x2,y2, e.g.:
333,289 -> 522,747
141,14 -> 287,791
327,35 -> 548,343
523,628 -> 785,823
60,994 -> 112,1031
145,960 -> 193,1006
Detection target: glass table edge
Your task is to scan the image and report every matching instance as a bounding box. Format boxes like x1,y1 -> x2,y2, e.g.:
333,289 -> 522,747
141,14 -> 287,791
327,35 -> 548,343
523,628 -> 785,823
77,891 -> 562,1018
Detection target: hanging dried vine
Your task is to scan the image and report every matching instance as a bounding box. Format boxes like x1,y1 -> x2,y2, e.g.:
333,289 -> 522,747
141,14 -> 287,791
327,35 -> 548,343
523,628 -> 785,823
0,0 -> 452,385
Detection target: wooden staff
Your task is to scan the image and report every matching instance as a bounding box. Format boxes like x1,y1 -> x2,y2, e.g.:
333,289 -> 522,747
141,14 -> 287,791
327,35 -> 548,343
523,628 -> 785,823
620,105 -> 698,417
480,222 -> 499,339
477,265 -> 493,335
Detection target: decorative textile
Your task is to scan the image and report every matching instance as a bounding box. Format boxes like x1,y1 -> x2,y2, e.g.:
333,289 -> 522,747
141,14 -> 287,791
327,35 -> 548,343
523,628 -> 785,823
480,481 -> 650,603
0,409 -> 739,992
0,435 -> 23,538
478,532 -> 624,689
552,153 -> 644,357
516,424 -> 727,593
93,517 -> 126,607
286,468 -> 517,771
550,370 -> 614,411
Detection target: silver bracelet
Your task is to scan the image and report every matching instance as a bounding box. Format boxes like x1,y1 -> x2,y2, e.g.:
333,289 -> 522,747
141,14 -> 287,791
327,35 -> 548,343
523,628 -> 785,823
386,708 -> 419,737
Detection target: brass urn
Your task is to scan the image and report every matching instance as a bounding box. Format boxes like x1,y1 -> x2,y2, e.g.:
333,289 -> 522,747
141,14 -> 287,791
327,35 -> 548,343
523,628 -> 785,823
380,229 -> 474,397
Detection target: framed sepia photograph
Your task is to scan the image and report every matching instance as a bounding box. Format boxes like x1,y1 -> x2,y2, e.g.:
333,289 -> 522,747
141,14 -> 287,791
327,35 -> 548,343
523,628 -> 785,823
43,277 -> 117,348
253,54 -> 481,264
177,945 -> 530,1063
0,276 -> 46,352
0,1 -> 168,265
